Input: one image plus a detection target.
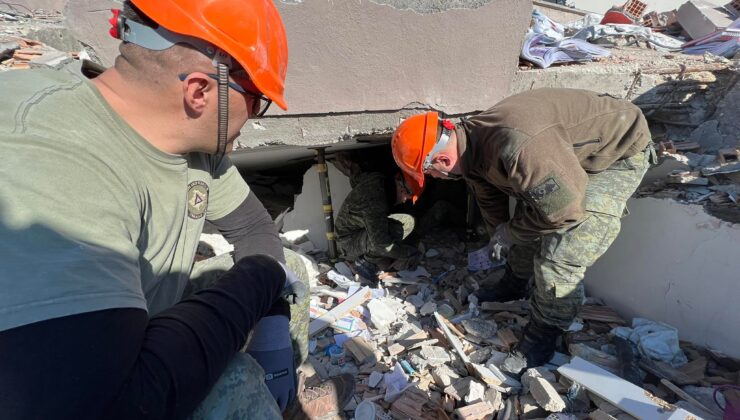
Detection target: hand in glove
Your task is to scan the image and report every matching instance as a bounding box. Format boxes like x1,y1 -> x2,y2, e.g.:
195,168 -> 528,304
278,262 -> 307,305
489,223 -> 513,261
246,315 -> 296,412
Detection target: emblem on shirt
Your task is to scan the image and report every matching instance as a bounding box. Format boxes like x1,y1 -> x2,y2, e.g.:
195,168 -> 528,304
187,181 -> 209,219
527,177 -> 560,202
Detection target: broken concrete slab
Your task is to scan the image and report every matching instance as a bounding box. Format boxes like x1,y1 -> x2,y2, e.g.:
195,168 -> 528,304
529,376 -> 567,412
677,0 -> 735,40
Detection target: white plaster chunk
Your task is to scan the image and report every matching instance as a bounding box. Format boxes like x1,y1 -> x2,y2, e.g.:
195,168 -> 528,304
464,379 -> 486,404
366,299 -> 396,331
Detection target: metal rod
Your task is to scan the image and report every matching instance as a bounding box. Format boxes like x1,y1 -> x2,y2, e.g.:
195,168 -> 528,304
466,186 -> 477,241
313,147 -> 338,260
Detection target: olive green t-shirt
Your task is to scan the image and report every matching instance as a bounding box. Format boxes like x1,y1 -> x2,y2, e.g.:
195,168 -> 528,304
0,65 -> 249,331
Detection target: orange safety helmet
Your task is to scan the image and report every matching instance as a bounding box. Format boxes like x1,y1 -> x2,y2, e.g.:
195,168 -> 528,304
128,0 -> 288,110
391,111 -> 439,203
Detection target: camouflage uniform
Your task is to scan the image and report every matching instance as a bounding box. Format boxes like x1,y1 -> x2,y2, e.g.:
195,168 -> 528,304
335,172 -> 415,265
186,247 -> 310,419
456,89 -> 655,331
507,147 -> 653,328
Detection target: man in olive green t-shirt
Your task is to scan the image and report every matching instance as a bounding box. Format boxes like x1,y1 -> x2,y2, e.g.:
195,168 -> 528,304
0,2 -> 351,419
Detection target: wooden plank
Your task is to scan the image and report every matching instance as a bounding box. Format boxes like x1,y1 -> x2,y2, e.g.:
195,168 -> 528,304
309,286 -> 372,336
558,357 -> 704,420
568,343 -> 620,374
579,305 -> 626,325
496,328 -> 519,350
480,301 -> 529,314
434,312 -> 470,364
677,357 -> 707,383
345,336 -> 377,364
660,379 -> 723,418
639,358 -> 697,386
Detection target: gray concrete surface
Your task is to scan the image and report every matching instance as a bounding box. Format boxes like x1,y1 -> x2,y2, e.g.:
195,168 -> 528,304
273,0 -> 530,116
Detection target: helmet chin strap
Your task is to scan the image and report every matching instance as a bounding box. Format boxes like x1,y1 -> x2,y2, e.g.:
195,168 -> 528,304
214,61 -> 229,169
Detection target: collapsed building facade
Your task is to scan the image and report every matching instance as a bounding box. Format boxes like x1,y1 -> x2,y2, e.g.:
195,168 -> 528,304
2,0 -> 739,418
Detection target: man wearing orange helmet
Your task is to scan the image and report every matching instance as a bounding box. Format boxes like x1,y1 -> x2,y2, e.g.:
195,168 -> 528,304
391,88 -> 656,372
0,1 -> 352,419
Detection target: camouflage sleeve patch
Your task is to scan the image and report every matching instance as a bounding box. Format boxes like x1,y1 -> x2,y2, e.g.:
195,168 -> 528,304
524,173 -> 575,220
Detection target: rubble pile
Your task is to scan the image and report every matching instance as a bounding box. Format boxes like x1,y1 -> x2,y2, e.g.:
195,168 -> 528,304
522,0 -> 740,70
295,228 -> 740,420
639,140 -> 740,222
0,37 -> 76,70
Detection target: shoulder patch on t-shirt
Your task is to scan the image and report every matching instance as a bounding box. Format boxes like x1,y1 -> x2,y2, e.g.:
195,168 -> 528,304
187,180 -> 209,219
526,177 -> 561,202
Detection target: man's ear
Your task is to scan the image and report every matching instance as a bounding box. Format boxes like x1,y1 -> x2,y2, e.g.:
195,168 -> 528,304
182,72 -> 212,117
433,153 -> 452,169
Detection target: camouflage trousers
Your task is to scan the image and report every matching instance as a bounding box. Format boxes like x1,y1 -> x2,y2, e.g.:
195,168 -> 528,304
337,213 -> 416,263
508,147 -> 652,330
186,248 -> 310,420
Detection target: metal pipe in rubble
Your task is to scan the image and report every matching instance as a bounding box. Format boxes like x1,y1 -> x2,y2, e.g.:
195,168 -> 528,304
313,147 -> 338,260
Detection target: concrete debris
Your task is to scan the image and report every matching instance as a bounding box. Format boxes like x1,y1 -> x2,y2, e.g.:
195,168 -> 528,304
529,376 -> 567,412
368,370 -> 383,388
452,401 -> 495,420
461,319 -> 498,339
230,220 -> 740,420
420,301 -> 437,316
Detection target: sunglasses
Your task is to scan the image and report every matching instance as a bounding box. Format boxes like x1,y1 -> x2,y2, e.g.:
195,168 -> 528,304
178,70 -> 272,117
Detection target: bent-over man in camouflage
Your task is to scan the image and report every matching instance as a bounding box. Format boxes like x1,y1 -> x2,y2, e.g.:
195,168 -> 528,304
333,152 -> 419,280
390,88 -> 656,371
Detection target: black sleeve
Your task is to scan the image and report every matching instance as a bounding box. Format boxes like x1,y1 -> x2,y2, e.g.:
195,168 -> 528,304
0,255 -> 285,420
210,192 -> 285,263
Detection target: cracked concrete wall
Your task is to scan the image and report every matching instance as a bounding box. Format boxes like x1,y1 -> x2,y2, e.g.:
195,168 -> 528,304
273,0 -> 530,116
586,198 -> 740,357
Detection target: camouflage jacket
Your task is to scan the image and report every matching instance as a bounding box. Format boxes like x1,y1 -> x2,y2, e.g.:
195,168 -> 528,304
334,172 -> 408,259
458,88 -> 650,242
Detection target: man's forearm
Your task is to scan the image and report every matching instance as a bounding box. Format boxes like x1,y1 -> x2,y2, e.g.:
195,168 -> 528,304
210,193 -> 285,263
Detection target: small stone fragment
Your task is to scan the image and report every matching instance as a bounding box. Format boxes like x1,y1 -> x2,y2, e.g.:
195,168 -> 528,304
368,371 -> 383,388
501,353 -> 527,376
465,379 -> 486,404
420,301 -> 438,316
420,345 -> 451,366
461,318 -> 498,339
432,364 -> 461,388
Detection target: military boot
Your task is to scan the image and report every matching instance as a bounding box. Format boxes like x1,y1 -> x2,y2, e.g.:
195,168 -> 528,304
500,319 -> 561,376
474,265 -> 529,303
